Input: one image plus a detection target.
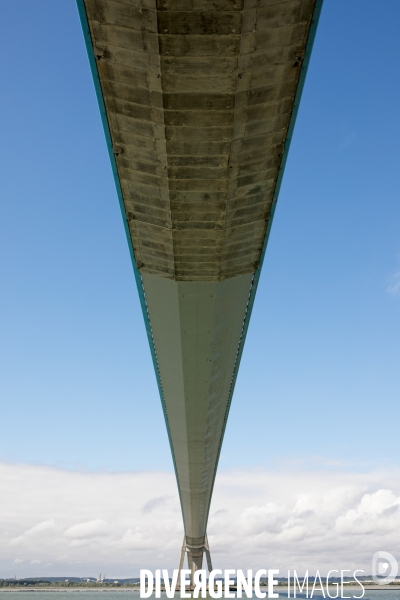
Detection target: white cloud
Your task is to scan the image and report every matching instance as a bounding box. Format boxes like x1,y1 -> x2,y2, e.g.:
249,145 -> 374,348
25,519 -> 57,536
10,519 -> 58,546
387,270 -> 400,294
0,462 -> 400,578
64,519 -> 109,539
240,502 -> 288,535
120,528 -> 156,551
142,495 -> 172,514
336,489 -> 400,535
387,257 -> 400,295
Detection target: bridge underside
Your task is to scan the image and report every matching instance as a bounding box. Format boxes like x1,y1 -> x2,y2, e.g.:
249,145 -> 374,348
142,271 -> 252,546
78,0 -> 320,570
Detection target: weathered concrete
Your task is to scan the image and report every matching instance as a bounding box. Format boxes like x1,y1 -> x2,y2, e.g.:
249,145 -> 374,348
79,0 -> 319,568
82,0 -> 317,283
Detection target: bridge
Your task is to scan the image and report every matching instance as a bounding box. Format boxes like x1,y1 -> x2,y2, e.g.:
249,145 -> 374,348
77,0 -> 323,581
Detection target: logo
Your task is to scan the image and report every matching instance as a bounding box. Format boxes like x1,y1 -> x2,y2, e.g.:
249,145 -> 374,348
372,551 -> 398,585
140,568 -> 366,598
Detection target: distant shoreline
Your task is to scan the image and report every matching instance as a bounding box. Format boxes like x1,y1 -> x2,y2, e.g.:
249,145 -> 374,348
0,589 -> 139,593
1,585 -> 400,592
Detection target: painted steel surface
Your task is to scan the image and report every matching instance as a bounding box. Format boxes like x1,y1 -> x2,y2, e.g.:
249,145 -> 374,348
142,273 -> 252,545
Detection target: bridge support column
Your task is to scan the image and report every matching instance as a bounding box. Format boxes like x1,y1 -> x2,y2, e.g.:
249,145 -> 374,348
177,535 -> 213,589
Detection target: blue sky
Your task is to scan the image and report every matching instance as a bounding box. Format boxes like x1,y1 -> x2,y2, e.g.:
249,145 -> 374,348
1,0 -> 400,475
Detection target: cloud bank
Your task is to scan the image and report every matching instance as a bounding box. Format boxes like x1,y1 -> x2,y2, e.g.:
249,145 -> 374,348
0,462 -> 399,578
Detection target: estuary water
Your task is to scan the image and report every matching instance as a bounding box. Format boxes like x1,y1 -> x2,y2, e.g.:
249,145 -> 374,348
1,590 -> 400,600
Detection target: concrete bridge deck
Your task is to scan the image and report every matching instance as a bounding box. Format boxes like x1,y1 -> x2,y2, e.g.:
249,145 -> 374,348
77,0 -> 323,576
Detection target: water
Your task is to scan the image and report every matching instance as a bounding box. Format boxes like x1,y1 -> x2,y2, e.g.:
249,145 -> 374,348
0,591 -> 399,600
0,594 -> 137,600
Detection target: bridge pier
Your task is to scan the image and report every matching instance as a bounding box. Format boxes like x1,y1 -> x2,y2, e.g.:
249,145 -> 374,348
178,535 -> 213,589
